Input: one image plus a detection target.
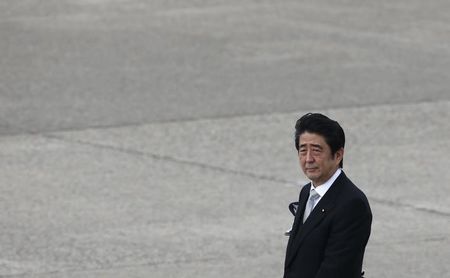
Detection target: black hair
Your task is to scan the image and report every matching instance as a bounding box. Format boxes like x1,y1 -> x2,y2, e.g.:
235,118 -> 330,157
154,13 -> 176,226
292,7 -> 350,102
294,113 -> 345,168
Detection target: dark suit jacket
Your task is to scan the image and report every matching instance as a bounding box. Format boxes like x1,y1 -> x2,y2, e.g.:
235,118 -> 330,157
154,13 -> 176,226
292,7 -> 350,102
284,172 -> 372,278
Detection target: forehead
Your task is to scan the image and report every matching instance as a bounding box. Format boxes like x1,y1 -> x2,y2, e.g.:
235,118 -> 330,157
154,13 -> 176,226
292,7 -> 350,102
299,132 -> 328,147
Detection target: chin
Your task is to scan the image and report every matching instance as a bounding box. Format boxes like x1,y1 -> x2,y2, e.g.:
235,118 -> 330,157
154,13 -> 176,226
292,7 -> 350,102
306,174 -> 319,181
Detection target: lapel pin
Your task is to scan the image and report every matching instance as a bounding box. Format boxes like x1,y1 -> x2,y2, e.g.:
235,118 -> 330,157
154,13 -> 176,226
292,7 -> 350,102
321,209 -> 325,213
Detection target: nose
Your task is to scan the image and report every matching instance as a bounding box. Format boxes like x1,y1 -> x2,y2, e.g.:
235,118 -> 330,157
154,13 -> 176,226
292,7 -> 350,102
305,150 -> 314,162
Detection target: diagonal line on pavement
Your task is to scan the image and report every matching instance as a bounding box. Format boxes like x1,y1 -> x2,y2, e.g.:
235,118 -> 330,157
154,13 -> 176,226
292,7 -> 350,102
43,133 -> 292,185
43,133 -> 450,219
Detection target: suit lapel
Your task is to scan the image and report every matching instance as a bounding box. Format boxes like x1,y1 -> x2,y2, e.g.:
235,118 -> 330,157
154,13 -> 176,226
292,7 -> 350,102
285,173 -> 347,267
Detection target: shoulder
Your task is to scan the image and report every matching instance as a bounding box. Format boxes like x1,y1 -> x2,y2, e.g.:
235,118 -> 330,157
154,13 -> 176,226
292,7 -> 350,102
299,182 -> 311,195
337,173 -> 367,197
335,174 -> 371,214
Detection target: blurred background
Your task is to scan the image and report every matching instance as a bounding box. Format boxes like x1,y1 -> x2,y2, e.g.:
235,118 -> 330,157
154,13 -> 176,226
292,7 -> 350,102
0,1 -> 449,277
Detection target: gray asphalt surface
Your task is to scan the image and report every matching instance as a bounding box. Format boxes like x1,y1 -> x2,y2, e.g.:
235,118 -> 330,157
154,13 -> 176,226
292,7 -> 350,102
1,1 -> 449,277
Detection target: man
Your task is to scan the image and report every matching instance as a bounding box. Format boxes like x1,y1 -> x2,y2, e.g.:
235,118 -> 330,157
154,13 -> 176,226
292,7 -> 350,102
284,113 -> 372,278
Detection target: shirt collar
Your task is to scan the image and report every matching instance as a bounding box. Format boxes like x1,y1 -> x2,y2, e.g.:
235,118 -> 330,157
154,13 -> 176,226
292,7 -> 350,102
309,168 -> 342,197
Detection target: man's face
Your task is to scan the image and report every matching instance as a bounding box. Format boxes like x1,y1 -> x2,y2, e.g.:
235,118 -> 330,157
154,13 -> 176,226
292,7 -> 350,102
298,132 -> 343,186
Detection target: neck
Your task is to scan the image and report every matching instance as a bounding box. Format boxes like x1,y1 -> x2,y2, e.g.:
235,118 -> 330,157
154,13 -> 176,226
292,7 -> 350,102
312,168 -> 341,187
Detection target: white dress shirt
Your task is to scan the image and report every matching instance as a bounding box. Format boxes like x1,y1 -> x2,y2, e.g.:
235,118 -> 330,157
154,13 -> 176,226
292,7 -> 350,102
308,168 -> 342,209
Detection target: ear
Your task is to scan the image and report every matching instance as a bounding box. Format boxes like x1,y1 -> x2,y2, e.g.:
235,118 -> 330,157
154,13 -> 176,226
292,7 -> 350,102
334,148 -> 344,164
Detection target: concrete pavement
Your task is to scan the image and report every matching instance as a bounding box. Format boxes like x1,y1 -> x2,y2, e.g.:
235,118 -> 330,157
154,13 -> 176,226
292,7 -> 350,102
1,1 -> 449,277
1,101 -> 449,277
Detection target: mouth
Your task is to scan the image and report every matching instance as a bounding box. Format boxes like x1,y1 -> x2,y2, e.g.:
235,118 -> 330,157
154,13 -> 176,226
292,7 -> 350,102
305,167 -> 318,172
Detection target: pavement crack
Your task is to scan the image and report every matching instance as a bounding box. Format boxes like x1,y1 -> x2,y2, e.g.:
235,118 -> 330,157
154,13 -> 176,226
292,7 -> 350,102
43,134 -> 292,185
369,197 -> 450,218
43,134 -> 450,219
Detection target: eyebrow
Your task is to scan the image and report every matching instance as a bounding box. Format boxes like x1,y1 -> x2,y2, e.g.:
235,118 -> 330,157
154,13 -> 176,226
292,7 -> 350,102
299,144 -> 323,149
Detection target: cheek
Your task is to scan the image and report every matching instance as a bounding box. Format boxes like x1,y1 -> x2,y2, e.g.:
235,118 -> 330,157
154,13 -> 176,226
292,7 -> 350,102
323,160 -> 335,171
298,157 -> 304,166
298,157 -> 307,168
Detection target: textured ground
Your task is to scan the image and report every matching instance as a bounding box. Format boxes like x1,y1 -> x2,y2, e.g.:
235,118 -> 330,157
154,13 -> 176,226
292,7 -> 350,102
1,1 -> 449,277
